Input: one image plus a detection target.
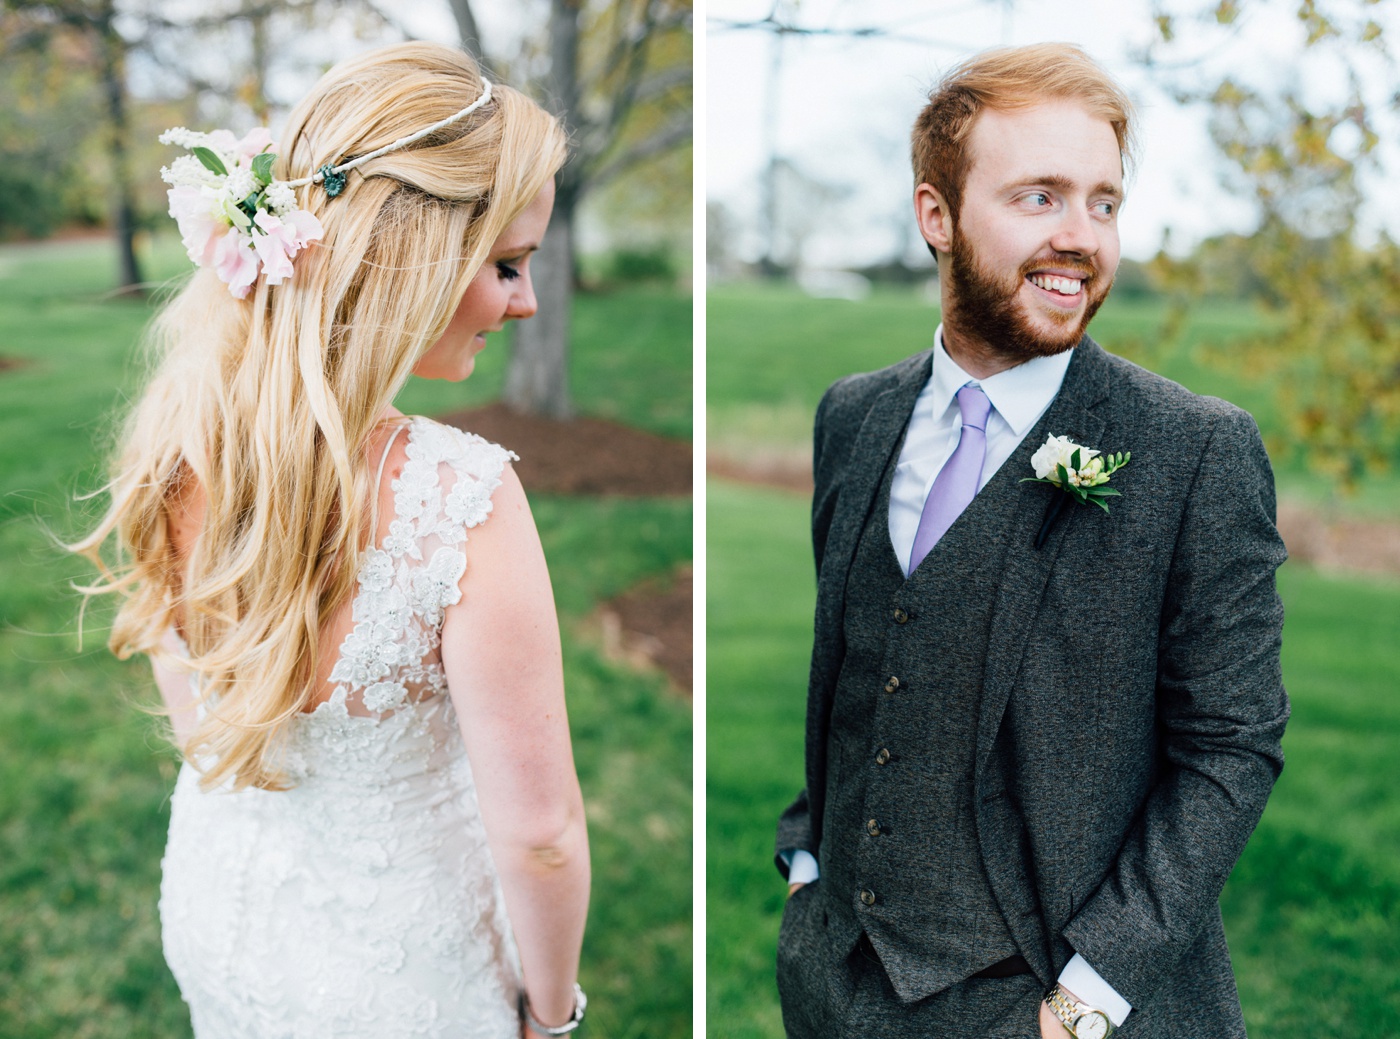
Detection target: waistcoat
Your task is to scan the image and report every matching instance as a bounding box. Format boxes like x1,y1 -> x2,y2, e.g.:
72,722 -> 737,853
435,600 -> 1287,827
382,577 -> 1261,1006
819,445 -> 1019,1002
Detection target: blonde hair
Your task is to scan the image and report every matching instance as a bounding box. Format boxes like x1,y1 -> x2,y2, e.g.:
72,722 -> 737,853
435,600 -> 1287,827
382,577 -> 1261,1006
72,42 -> 567,791
911,42 -> 1137,221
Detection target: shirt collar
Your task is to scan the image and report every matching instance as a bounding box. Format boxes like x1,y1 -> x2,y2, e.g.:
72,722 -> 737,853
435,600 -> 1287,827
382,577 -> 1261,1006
930,323 -> 1074,437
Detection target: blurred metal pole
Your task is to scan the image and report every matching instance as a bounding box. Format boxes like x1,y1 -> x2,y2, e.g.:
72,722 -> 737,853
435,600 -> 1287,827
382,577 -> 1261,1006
759,4 -> 786,278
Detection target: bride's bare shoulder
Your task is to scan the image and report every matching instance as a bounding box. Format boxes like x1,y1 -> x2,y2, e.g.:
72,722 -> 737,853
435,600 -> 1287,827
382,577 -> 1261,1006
166,462 -> 206,561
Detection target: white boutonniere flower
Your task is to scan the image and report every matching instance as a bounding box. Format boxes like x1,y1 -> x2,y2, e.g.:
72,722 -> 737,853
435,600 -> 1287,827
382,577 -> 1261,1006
1022,434 -> 1130,514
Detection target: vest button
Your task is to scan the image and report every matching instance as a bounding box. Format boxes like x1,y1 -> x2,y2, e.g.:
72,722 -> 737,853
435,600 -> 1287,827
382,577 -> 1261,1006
866,818 -> 881,836
883,676 -> 900,693
859,888 -> 876,906
875,748 -> 890,765
892,607 -> 908,624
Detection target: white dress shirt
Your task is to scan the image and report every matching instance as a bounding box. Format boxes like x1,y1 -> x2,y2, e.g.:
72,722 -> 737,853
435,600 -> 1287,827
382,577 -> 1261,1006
784,329 -> 1132,1026
888,329 -> 1072,576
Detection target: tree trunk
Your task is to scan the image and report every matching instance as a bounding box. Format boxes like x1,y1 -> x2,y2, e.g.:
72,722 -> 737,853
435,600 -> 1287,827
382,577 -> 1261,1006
446,0 -> 483,57
503,0 -> 580,417
504,203 -> 573,418
98,3 -> 143,294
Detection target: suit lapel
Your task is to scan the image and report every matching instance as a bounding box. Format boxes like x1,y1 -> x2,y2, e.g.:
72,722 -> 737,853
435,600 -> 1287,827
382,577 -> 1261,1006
817,351 -> 932,625
974,339 -> 1112,778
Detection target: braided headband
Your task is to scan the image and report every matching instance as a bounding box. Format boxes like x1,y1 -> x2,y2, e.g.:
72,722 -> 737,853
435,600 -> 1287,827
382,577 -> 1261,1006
159,80 -> 494,299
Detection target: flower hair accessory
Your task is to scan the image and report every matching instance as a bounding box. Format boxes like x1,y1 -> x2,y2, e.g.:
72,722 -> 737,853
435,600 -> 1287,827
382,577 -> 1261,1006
159,80 -> 494,299
159,126 -> 324,299
1021,434 -> 1131,549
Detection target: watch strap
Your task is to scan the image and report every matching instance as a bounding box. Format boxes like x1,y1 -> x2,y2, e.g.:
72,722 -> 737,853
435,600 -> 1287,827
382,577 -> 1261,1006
1045,983 -> 1114,1038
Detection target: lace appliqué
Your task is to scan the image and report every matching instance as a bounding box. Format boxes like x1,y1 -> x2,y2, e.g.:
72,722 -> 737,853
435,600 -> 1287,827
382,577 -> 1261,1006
159,418 -> 523,1039
323,418 -> 515,721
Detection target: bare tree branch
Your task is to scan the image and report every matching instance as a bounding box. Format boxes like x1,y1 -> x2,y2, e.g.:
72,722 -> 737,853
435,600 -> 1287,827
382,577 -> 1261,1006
445,0 -> 483,57
587,112 -> 689,186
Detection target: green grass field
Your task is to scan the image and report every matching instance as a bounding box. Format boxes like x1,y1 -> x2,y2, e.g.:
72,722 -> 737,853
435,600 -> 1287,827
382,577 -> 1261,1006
705,284 -> 1400,1038
0,237 -> 692,1039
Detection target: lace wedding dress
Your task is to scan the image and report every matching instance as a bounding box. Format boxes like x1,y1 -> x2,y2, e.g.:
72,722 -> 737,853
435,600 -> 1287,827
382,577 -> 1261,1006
160,418 -> 523,1039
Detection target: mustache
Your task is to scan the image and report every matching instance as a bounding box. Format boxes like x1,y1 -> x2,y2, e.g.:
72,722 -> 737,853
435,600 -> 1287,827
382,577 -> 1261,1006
1018,255 -> 1098,282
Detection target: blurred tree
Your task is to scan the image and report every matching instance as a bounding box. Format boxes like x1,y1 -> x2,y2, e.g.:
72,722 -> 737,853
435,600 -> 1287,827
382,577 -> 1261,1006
1142,0 -> 1400,489
135,0 -> 392,126
449,0 -> 692,419
0,14 -> 107,239
3,0 -> 145,291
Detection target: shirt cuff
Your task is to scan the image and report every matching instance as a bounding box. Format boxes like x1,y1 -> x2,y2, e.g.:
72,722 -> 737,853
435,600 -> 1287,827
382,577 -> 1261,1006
1058,954 -> 1131,1027
780,849 -> 820,885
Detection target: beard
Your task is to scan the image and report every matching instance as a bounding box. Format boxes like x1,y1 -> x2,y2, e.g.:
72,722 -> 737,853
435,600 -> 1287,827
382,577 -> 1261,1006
943,233 -> 1113,365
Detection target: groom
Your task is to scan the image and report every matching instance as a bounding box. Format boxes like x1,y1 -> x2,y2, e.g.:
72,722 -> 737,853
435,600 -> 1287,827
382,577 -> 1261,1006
774,43 -> 1288,1039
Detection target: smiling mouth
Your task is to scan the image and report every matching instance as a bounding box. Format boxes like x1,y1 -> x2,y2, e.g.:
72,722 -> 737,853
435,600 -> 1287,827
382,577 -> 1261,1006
1027,273 -> 1085,297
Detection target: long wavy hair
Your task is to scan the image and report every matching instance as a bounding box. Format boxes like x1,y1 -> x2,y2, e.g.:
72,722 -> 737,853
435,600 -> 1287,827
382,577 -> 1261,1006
71,42 -> 567,791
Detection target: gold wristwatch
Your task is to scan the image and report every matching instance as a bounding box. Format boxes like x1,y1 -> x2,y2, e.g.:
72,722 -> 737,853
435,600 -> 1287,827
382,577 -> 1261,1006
1045,983 -> 1114,1039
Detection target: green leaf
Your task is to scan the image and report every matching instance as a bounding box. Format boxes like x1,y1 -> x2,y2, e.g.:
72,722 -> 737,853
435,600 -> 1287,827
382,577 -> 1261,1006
251,152 -> 275,184
1056,463 -> 1070,489
192,146 -> 228,177
1091,496 -> 1112,514
1071,448 -> 1082,471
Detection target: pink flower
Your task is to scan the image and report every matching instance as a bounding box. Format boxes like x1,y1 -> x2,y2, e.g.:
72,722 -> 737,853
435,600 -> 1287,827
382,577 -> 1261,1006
214,227 -> 261,299
205,129 -> 239,156
252,209 -> 324,286
167,186 -> 222,267
236,127 -> 275,163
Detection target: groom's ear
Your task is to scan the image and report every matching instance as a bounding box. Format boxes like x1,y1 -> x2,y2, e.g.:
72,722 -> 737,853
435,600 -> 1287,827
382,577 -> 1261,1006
914,183 -> 954,257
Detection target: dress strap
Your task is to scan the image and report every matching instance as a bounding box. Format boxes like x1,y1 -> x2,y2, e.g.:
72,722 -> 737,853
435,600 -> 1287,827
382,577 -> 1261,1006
375,421 -> 409,487
365,419 -> 411,541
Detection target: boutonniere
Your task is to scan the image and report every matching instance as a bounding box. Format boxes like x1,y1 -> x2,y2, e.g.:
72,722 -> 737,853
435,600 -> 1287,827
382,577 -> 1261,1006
1021,435 -> 1131,548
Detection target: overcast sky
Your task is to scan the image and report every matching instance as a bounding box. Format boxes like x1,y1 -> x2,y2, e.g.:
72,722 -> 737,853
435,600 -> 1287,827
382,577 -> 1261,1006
706,0 -> 1400,268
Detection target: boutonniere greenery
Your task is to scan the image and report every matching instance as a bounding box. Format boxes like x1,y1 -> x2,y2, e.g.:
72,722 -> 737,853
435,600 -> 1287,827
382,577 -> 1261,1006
1021,434 -> 1130,514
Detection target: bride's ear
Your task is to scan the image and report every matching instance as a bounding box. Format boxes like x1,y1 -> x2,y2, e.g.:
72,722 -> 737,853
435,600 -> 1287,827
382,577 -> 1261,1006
914,183 -> 953,256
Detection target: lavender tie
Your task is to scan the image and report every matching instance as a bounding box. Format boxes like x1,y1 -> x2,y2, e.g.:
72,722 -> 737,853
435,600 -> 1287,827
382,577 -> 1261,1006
908,384 -> 992,572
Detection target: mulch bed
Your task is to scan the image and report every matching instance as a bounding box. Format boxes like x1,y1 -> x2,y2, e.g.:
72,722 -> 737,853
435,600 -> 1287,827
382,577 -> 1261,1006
707,449 -> 811,495
596,564 -> 693,696
438,402 -> 691,496
438,403 -> 693,694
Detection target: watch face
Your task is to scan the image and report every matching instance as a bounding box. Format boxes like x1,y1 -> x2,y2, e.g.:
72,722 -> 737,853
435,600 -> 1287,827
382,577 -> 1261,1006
1073,1011 -> 1110,1039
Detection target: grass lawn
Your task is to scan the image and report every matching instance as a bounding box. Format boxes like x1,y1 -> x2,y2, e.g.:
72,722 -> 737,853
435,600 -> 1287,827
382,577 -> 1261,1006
0,237 -> 692,1039
705,283 -> 1400,1037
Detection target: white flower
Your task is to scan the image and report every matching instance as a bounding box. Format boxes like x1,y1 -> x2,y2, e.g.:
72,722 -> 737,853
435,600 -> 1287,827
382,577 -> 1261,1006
223,168 -> 257,202
263,180 -> 297,216
358,549 -> 395,593
1031,435 -> 1101,484
362,680 -> 407,713
444,477 -> 494,528
331,620 -> 404,686
383,518 -> 419,559
409,547 -> 466,625
158,126 -> 214,149
160,153 -> 221,189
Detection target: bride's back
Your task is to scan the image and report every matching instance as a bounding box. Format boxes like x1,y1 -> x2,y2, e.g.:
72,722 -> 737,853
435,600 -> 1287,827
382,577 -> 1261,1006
159,415 -> 527,1039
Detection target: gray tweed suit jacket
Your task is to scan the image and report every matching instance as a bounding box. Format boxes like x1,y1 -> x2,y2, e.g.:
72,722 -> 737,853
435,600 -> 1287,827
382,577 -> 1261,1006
775,336 -> 1289,1036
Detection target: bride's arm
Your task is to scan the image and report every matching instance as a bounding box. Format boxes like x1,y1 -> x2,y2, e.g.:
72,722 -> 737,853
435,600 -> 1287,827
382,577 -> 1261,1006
150,630 -> 199,747
440,463 -> 590,1029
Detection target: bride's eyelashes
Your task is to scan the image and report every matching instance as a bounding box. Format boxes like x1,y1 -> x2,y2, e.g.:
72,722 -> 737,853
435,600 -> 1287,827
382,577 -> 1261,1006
495,260 -> 522,281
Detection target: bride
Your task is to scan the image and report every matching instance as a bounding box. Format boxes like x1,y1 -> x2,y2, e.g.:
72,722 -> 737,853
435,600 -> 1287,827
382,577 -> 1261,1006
72,43 -> 589,1038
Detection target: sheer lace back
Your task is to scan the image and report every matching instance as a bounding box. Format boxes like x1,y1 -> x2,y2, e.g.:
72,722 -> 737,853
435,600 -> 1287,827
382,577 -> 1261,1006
319,416 -> 515,721
160,418 -> 525,1039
